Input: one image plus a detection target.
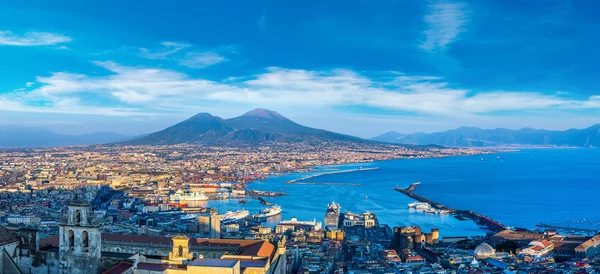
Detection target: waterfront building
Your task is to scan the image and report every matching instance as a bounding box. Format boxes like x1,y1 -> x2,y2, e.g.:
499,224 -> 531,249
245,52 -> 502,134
489,230 -> 544,247
342,211 -> 377,228
276,217 -> 322,233
575,234 -> 600,259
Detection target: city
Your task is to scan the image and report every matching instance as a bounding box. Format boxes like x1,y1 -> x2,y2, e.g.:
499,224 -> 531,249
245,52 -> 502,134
2,0 -> 600,273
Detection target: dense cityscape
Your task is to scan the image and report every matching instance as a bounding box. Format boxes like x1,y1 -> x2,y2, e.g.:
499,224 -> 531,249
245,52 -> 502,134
3,0 -> 600,273
0,142 -> 598,273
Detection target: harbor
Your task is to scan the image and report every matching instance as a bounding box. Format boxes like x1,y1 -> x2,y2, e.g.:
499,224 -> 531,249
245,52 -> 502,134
393,182 -> 508,232
284,167 -> 377,185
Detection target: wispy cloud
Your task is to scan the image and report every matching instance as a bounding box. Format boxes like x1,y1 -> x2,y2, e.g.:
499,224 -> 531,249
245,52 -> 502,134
420,1 -> 468,51
0,31 -> 72,46
178,51 -> 226,68
138,41 -> 190,59
3,61 -> 598,117
138,42 -> 227,68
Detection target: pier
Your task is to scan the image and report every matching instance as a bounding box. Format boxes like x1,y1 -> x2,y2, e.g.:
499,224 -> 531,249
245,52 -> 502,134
392,183 -> 508,232
285,167 -> 377,185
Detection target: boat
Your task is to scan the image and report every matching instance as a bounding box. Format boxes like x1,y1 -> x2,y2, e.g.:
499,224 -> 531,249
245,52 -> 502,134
408,202 -> 431,210
255,205 -> 282,219
221,209 -> 250,223
169,190 -> 208,202
325,202 -> 341,230
180,213 -> 197,220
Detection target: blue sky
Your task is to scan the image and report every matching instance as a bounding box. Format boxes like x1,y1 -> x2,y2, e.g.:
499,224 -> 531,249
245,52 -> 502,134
1,0 -> 599,137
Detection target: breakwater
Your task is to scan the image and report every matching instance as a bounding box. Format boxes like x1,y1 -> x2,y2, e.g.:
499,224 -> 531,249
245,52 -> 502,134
393,183 -> 507,232
285,167 -> 378,185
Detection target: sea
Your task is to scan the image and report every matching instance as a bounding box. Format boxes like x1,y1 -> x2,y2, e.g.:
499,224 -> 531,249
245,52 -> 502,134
203,148 -> 600,237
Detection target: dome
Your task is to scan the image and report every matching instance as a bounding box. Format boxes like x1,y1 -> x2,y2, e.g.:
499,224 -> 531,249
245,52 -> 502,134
474,242 -> 495,258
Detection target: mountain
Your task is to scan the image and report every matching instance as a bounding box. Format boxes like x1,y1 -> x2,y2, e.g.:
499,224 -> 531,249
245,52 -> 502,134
371,124 -> 600,147
126,108 -> 366,145
0,127 -> 131,148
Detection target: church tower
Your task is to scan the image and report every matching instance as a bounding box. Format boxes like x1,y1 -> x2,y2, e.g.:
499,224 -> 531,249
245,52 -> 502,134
168,235 -> 193,264
59,200 -> 101,274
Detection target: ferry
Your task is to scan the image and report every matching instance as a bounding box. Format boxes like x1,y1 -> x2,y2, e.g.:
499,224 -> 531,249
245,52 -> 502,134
169,190 -> 209,202
221,209 -> 250,223
254,205 -> 282,219
408,202 -> 431,210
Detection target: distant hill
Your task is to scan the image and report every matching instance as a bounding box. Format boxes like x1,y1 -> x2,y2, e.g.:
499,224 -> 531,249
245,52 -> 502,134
0,127 -> 132,148
125,108 -> 366,145
371,125 -> 600,147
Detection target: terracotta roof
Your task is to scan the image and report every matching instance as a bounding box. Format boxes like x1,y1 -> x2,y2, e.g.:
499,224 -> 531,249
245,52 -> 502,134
0,225 -> 19,246
136,262 -> 169,271
40,235 -> 59,247
102,262 -> 133,274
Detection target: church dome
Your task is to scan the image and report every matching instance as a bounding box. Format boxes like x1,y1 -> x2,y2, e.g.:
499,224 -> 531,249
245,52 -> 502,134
474,242 -> 495,258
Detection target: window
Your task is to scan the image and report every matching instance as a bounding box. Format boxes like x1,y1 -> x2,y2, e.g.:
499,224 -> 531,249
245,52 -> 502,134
68,230 -> 74,251
82,231 -> 89,252
178,245 -> 183,257
75,209 -> 81,224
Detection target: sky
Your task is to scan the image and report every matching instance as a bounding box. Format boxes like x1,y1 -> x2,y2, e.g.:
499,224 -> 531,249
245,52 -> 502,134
1,0 -> 599,138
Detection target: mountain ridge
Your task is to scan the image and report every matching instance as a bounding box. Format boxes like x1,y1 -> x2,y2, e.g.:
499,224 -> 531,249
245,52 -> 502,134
371,124 -> 600,147
124,108 -> 367,145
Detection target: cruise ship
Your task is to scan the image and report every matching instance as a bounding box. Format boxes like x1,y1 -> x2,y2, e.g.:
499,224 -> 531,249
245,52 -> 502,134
221,209 -> 250,223
324,202 -> 341,230
255,205 -> 282,219
169,190 -> 208,202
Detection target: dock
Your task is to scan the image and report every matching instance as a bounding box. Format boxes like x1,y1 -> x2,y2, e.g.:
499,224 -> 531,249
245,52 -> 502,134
392,183 -> 508,232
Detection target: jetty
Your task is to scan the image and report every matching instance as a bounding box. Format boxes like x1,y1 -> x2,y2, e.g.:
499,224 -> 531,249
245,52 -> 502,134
285,167 -> 377,185
392,183 -> 508,232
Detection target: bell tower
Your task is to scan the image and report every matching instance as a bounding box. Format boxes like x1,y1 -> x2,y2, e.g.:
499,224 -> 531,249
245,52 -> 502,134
168,235 -> 193,264
59,200 -> 101,274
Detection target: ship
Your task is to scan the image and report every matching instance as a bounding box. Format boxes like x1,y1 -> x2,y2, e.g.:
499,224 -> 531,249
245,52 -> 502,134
180,213 -> 197,220
324,202 -> 341,230
221,209 -> 250,223
169,190 -> 208,202
255,205 -> 282,219
408,202 -> 431,210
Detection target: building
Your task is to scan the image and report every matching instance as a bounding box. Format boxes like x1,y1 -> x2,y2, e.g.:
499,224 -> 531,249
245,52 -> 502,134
575,234 -> 600,259
210,211 -> 221,239
325,230 -> 345,241
519,239 -> 554,257
489,230 -> 544,247
393,226 -> 439,251
0,225 -> 20,273
58,200 -> 102,274
342,211 -> 377,228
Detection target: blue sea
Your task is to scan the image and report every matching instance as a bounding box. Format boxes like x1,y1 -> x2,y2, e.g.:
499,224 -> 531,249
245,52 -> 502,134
207,149 -> 600,237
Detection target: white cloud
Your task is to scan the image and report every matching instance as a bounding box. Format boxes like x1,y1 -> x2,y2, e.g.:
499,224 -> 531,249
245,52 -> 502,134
4,61 -> 597,118
178,51 -> 226,68
420,1 -> 468,51
138,42 -> 226,68
138,41 -> 190,59
0,31 -> 72,46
